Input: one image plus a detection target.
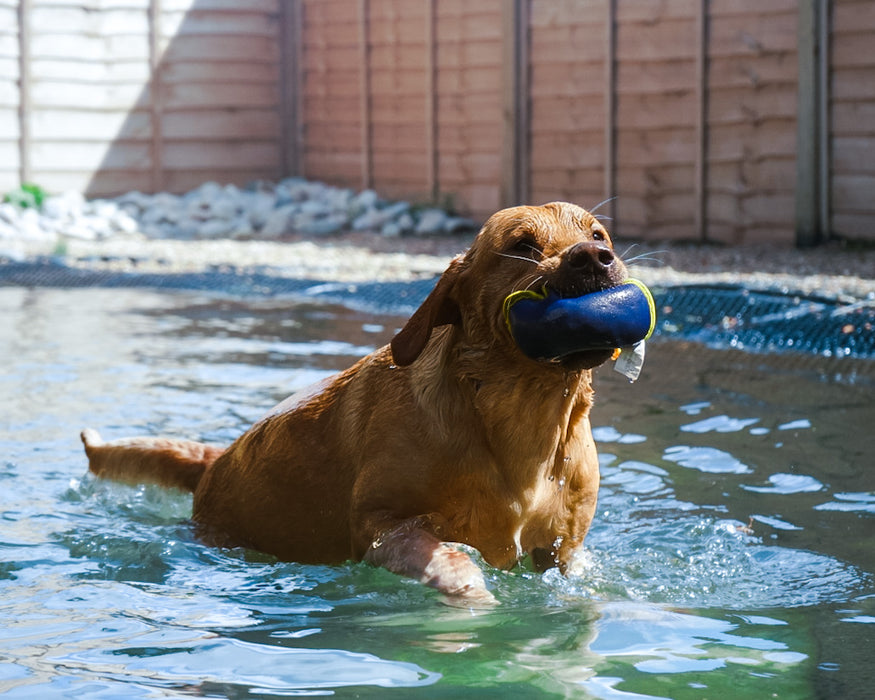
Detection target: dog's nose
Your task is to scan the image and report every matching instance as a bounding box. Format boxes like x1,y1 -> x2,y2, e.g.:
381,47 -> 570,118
566,242 -> 617,272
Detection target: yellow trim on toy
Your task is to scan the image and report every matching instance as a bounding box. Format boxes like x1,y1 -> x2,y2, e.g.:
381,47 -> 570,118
623,278 -> 656,340
502,286 -> 548,332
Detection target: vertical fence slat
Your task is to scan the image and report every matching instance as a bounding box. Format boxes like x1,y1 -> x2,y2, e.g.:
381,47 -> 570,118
148,0 -> 163,193
694,0 -> 709,242
425,0 -> 437,202
817,0 -> 830,240
280,0 -> 302,179
517,0 -> 529,205
501,0 -> 529,207
603,0 -> 616,227
358,0 -> 372,191
500,0 -> 515,207
795,0 -> 826,246
17,0 -> 31,186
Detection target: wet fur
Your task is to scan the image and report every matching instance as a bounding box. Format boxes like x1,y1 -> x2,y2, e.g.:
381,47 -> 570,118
81,202 -> 627,603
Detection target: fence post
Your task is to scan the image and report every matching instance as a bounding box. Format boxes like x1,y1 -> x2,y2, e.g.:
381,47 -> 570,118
425,0 -> 438,202
358,0 -> 372,191
817,0 -> 830,243
279,0 -> 302,179
148,0 -> 164,193
694,0 -> 710,242
795,0 -> 829,246
603,0 -> 616,228
17,0 -> 31,186
501,0 -> 529,207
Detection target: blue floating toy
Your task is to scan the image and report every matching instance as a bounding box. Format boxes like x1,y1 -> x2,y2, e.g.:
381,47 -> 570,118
503,279 -> 656,362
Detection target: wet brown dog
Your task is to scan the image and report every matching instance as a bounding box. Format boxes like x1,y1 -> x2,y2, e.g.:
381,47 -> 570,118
82,201 -> 628,603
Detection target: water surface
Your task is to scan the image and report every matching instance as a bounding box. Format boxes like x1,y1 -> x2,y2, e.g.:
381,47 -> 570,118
1,287 -> 873,698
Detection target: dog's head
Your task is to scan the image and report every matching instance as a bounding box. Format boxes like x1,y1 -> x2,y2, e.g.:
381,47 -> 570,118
391,202 -> 627,370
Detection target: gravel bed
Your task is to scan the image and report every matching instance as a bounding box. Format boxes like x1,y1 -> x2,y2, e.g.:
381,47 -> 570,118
0,178 -> 872,301
6,232 -> 870,303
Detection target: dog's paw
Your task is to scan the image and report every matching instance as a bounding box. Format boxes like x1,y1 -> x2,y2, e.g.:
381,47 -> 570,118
423,542 -> 496,606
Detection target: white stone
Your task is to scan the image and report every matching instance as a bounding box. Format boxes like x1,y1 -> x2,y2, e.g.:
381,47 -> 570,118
444,216 -> 478,234
197,219 -> 236,239
0,202 -> 20,225
115,190 -> 151,212
18,208 -> 49,240
395,212 -> 415,233
294,212 -> 347,236
260,204 -> 296,238
87,199 -> 120,220
209,196 -> 241,221
352,188 -> 379,211
191,181 -> 223,201
298,199 -> 331,217
229,216 -> 255,239
383,200 -> 411,218
381,221 -> 403,237
0,220 -> 19,239
247,191 -> 277,229
414,208 -> 447,235
110,211 -> 140,235
352,207 -> 390,231
62,221 -> 99,241
42,191 -> 85,221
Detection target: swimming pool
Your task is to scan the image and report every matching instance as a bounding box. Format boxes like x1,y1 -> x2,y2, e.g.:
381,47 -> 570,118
1,284 -> 873,698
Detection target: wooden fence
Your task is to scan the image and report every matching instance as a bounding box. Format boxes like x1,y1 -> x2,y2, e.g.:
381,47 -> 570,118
1,0 -> 285,197
1,0 -> 872,244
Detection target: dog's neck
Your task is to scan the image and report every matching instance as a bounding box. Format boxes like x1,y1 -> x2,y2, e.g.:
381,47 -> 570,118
411,325 -> 595,480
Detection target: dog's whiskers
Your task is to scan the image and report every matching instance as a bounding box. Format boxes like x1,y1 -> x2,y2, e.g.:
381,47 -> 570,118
620,242 -> 639,258
589,196 -> 617,215
496,251 -> 539,265
624,250 -> 668,267
510,273 -> 545,294
523,275 -> 545,292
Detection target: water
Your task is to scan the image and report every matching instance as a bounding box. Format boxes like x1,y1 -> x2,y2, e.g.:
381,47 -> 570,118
1,286 -> 873,698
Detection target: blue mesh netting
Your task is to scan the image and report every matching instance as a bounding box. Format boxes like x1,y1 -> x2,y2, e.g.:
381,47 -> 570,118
654,285 -> 874,359
2,261 -> 873,359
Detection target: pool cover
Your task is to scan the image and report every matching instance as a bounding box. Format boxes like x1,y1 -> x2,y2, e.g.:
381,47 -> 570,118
2,260 -> 873,360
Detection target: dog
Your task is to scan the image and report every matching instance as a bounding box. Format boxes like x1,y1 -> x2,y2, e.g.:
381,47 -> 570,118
82,202 -> 629,604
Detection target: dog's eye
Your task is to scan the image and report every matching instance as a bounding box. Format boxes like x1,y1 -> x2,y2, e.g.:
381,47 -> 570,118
591,228 -> 610,243
507,237 -> 542,259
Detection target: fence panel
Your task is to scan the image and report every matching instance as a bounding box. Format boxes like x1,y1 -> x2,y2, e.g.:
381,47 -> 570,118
706,1 -> 798,244
528,0 -> 608,214
156,0 -> 282,193
830,0 -> 875,241
25,0 -> 152,194
0,0 -> 21,192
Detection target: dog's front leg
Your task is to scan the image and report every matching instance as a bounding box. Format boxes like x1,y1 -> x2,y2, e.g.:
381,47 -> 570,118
362,517 -> 495,605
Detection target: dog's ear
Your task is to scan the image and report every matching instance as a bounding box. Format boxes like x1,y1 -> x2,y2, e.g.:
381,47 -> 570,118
391,257 -> 464,366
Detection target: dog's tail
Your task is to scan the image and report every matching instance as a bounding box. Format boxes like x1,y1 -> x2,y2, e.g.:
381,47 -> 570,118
81,428 -> 226,493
